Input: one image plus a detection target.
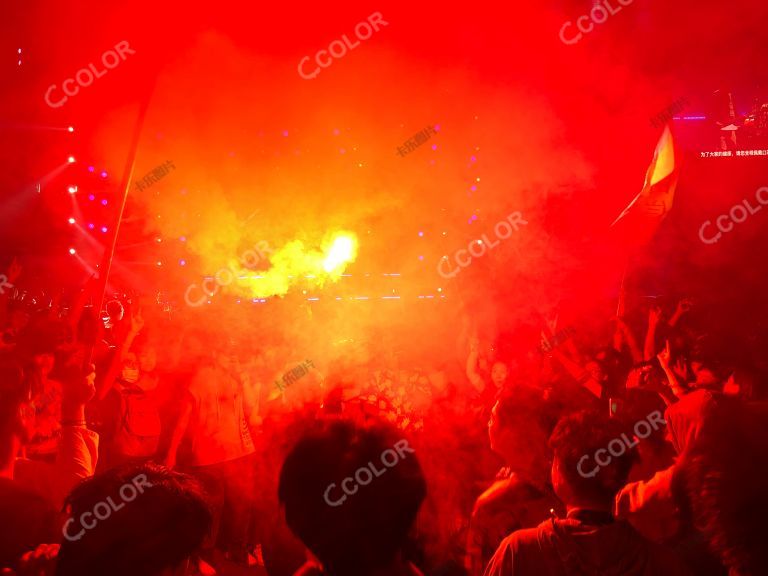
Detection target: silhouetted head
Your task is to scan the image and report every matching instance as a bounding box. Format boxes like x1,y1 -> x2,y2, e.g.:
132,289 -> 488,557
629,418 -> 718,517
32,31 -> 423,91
56,463 -> 211,576
279,419 -> 426,576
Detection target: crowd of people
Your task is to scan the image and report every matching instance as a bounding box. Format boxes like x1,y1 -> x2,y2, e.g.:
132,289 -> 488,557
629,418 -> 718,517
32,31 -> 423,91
1,262 -> 767,576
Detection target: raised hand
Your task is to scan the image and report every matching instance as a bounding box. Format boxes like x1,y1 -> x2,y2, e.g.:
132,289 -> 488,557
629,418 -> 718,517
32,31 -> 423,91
648,305 -> 662,326
657,339 -> 672,370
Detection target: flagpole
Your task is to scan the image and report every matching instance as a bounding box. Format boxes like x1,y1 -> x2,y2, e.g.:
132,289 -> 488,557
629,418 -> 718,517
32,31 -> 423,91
616,259 -> 629,319
86,81 -> 156,367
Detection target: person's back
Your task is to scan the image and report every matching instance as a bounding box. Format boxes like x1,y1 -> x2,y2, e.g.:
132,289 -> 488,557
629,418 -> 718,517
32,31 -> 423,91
466,389 -> 561,576
484,410 -> 691,576
487,515 -> 689,576
0,477 -> 58,571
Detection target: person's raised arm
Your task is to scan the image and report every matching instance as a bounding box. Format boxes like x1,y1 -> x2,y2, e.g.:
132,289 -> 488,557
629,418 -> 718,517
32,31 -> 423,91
97,309 -> 144,400
668,298 -> 693,328
644,306 -> 662,361
657,339 -> 688,400
466,337 -> 484,393
550,348 -> 602,398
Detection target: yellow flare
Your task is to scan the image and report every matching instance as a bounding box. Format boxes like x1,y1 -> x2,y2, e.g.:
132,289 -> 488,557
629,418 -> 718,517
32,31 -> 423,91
323,234 -> 357,272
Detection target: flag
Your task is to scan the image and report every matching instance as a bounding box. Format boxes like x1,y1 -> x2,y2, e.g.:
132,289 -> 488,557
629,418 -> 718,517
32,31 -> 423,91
611,125 -> 679,247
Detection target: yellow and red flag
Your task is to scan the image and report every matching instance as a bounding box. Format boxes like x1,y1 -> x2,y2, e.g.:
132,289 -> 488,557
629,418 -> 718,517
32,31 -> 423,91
611,125 -> 679,247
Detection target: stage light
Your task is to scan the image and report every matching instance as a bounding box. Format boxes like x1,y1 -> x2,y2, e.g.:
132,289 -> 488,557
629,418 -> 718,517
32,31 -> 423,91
68,126 -> 74,133
87,223 -> 95,229
155,237 -> 162,243
156,261 -> 162,267
101,226 -> 107,233
67,156 -> 75,163
68,185 -> 78,194
88,166 -> 95,172
418,231 -> 424,237
68,217 -> 76,224
179,236 -> 186,242
100,171 -> 107,178
101,199 -> 108,206
179,259 -> 186,266
69,248 -> 76,255
88,194 -> 95,201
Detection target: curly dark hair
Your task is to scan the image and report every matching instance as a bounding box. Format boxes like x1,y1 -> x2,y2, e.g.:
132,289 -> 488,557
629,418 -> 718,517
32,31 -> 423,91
549,410 -> 637,505
56,463 -> 212,576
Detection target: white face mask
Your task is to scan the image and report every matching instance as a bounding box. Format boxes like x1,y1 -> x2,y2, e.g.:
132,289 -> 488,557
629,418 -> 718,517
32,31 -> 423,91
121,367 -> 140,383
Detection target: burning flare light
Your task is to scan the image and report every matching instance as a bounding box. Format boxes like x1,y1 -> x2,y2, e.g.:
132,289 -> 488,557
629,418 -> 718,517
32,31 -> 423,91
234,231 -> 358,300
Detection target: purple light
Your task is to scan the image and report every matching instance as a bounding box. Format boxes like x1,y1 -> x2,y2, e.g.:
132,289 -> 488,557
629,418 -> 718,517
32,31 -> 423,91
179,259 -> 186,266
418,231 -> 424,237
88,166 -> 95,172
179,236 -> 186,242
282,130 -> 289,137
100,171 -> 107,178
87,223 -> 95,230
101,226 -> 108,233
470,185 -> 477,192
88,194 -> 95,201
101,199 -> 108,206
418,255 -> 424,261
